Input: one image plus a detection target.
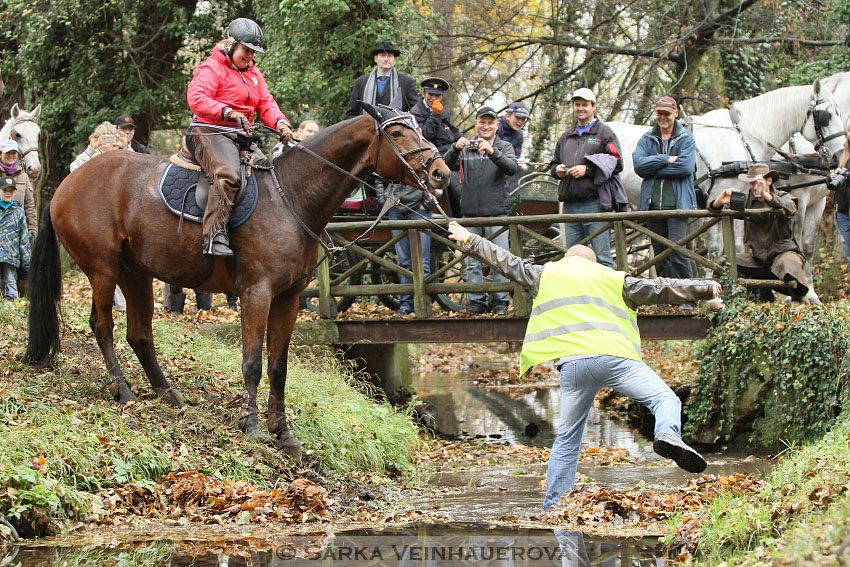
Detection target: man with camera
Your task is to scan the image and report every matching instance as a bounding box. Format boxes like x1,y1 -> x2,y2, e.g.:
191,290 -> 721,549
829,133 -> 850,274
633,96 -> 697,310
708,163 -> 811,301
443,106 -> 518,314
551,88 -> 622,268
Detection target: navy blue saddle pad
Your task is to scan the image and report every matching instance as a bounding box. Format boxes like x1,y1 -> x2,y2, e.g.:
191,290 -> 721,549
157,162 -> 259,229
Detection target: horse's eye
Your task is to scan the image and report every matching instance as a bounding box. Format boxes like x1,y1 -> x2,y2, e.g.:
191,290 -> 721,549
391,130 -> 403,138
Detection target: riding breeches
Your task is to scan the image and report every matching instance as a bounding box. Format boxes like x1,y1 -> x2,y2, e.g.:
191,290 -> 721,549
186,128 -> 241,240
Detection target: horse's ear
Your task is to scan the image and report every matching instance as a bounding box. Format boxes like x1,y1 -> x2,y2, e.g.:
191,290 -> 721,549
358,101 -> 384,122
30,104 -> 42,119
813,78 -> 822,97
10,103 -> 19,118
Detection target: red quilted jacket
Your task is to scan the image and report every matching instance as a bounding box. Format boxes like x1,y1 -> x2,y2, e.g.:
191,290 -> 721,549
187,48 -> 288,130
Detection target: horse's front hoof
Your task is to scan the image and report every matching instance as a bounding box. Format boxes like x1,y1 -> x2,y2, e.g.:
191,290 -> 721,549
156,387 -> 184,409
239,412 -> 259,436
274,430 -> 302,461
109,380 -> 137,405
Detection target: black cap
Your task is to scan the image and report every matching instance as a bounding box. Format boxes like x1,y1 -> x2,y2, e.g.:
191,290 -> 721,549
475,106 -> 498,119
1,176 -> 15,191
421,77 -> 449,94
114,114 -> 135,127
371,41 -> 401,57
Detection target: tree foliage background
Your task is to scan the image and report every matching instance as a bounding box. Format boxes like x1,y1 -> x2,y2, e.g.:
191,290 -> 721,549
0,0 -> 847,197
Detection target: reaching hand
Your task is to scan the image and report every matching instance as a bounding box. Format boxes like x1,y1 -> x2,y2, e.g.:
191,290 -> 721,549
227,110 -> 252,132
448,221 -> 471,243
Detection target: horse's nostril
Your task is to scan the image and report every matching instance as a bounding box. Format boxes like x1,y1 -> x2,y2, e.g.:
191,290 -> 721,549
432,170 -> 445,181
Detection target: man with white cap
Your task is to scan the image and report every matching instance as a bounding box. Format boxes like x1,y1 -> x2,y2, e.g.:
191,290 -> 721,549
550,88 -> 622,268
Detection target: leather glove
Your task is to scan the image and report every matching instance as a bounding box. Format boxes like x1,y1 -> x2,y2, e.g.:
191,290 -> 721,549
28,229 -> 37,240
422,192 -> 438,211
431,100 -> 443,115
226,110 -> 252,132
277,123 -> 293,143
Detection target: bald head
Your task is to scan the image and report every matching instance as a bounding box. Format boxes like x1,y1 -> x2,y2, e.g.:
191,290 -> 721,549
565,245 -> 597,262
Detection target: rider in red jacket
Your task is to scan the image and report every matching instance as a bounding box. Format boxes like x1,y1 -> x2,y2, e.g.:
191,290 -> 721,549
186,18 -> 292,256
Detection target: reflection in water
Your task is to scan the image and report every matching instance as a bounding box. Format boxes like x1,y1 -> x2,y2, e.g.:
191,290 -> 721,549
14,525 -> 666,566
416,369 -> 654,457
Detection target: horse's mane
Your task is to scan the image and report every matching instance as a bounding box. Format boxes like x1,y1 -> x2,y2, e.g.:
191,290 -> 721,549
273,116 -> 362,169
734,85 -> 814,145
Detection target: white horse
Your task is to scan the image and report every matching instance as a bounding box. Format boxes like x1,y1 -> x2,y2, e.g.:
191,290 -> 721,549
610,80 -> 845,301
0,103 -> 42,179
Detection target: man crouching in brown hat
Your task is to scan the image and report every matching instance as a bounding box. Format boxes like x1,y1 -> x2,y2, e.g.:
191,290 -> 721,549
708,163 -> 812,302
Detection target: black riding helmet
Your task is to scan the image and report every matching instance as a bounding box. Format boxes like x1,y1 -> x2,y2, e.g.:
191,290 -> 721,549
226,18 -> 265,53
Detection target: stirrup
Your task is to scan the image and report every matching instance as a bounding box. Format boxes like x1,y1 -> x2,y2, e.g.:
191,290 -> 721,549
203,232 -> 233,257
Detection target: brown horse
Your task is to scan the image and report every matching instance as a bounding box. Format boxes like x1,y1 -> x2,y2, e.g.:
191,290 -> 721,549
24,103 -> 450,458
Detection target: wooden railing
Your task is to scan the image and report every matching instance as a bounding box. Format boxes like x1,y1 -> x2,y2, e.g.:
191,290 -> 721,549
301,208 -> 785,319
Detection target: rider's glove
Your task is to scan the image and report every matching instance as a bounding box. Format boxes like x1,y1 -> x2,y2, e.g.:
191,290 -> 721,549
226,110 -> 252,133
277,122 -> 293,143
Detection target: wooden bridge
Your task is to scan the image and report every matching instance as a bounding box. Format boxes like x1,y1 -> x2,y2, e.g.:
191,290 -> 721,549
295,207 -> 784,340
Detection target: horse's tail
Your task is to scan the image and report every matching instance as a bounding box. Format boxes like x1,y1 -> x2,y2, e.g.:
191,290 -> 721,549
23,204 -> 62,367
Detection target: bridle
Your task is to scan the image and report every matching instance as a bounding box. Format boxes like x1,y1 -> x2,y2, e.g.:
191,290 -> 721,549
7,116 -> 40,159
373,112 -> 441,192
803,92 -> 846,153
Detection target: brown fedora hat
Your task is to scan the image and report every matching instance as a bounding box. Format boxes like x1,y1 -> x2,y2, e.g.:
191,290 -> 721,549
738,163 -> 779,183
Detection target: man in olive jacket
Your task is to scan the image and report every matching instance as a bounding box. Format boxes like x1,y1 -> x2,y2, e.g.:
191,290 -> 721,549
550,88 -> 623,268
708,163 -> 811,301
447,220 -> 719,510
443,106 -> 518,313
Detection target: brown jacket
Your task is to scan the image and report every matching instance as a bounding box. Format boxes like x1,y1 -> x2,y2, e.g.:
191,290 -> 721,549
12,170 -> 36,232
462,233 -> 715,307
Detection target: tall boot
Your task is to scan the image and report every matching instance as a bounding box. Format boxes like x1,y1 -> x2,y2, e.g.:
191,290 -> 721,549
168,285 -> 186,314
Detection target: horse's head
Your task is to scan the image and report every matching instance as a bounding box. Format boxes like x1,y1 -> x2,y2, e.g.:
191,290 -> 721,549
8,103 -> 42,179
801,81 -> 846,169
359,102 -> 450,191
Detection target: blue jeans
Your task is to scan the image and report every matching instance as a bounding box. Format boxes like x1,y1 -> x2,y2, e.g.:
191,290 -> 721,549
389,207 -> 431,311
466,224 -> 510,310
560,199 -> 614,268
1,263 -> 18,300
836,211 -> 850,267
645,217 -> 692,279
543,355 -> 682,510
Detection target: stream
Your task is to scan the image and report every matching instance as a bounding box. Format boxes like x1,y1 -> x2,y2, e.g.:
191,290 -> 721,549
9,346 -> 770,566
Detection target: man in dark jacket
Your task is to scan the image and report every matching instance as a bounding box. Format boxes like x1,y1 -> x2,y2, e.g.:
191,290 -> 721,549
497,101 -> 528,158
708,163 -> 811,301
633,96 -> 697,287
345,41 -> 419,119
443,106 -> 518,313
550,88 -> 622,268
114,114 -> 148,154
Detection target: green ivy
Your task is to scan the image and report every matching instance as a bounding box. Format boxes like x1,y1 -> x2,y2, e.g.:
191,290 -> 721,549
686,289 -> 850,448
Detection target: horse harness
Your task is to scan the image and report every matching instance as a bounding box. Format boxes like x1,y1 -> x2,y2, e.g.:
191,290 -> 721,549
8,115 -> 39,159
691,91 -> 845,201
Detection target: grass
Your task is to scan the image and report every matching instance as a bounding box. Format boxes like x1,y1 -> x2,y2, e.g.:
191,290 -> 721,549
671,418 -> 850,565
0,272 -> 420,537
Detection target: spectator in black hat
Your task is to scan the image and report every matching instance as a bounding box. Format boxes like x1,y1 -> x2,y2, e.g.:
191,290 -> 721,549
497,101 -> 529,159
443,106 -> 518,314
114,114 -> 148,154
345,41 -> 419,119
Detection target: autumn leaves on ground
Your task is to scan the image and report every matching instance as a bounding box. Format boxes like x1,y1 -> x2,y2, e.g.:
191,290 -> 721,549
3,270 -> 850,567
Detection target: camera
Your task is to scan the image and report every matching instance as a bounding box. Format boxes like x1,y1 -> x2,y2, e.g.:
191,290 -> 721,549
729,190 -> 748,212
827,168 -> 850,191
99,134 -> 117,144
468,139 -> 479,149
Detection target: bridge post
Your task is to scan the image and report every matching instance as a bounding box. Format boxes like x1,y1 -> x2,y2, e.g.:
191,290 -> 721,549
721,215 -> 738,281
509,225 -> 531,317
339,343 -> 413,405
614,221 -> 628,271
316,247 -> 337,319
409,229 -> 431,317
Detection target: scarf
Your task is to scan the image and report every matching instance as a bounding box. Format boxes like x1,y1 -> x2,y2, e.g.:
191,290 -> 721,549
1,161 -> 18,176
361,68 -> 402,113
0,200 -> 12,210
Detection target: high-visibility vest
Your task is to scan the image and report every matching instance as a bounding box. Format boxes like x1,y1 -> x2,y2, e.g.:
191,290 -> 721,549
519,257 -> 642,376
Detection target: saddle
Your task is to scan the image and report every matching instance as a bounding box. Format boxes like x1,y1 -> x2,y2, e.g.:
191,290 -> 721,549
157,138 -> 260,229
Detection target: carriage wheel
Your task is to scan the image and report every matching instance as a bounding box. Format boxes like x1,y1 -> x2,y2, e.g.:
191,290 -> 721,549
430,240 -> 467,312
368,247 -> 402,311
301,248 -> 362,313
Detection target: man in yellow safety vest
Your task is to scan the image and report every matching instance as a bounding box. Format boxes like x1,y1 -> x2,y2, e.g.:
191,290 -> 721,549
447,220 -> 721,510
